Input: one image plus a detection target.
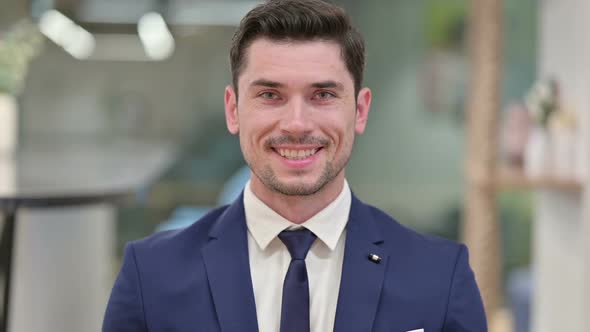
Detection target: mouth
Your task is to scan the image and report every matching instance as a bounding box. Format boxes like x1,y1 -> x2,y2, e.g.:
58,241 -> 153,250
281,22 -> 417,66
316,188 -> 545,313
272,147 -> 323,160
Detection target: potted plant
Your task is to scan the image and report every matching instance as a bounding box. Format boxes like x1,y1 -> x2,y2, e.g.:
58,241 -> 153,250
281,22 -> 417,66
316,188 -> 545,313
0,20 -> 43,155
523,78 -> 559,177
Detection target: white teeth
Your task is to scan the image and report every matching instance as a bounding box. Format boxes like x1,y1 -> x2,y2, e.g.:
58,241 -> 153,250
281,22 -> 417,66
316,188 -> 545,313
277,148 -> 318,160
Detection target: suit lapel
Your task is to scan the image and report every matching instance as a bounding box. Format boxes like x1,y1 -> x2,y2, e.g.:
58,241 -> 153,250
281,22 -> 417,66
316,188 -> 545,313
201,194 -> 259,332
334,195 -> 388,332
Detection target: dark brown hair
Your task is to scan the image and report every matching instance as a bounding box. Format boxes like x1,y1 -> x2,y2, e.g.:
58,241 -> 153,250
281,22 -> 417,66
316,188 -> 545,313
229,0 -> 366,95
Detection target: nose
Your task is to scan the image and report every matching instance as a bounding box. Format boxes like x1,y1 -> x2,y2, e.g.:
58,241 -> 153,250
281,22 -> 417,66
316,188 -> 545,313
279,98 -> 313,135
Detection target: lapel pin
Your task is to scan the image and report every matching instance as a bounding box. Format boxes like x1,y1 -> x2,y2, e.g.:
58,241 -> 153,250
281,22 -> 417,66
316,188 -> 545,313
368,254 -> 381,264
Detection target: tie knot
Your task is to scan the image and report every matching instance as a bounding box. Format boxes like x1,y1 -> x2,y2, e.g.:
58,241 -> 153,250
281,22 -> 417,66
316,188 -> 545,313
278,229 -> 317,260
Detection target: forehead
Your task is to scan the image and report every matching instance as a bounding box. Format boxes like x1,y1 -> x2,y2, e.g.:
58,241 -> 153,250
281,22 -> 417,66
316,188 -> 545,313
240,38 -> 352,87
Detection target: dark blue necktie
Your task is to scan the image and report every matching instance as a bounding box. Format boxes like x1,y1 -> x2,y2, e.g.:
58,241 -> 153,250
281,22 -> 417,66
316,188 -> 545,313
278,229 -> 317,332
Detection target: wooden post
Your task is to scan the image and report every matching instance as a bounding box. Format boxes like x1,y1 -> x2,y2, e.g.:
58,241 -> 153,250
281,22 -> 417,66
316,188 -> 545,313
464,0 -> 503,319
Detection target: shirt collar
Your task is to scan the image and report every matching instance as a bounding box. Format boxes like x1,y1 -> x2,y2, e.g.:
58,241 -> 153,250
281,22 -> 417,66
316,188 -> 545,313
244,180 -> 351,251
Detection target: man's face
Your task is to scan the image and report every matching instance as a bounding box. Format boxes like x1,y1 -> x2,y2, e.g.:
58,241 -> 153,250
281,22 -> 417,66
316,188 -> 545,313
224,38 -> 371,196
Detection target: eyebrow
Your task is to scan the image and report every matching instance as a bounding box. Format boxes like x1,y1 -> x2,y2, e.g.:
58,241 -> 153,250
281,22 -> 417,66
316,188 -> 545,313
249,79 -> 344,90
311,80 -> 344,90
250,79 -> 285,88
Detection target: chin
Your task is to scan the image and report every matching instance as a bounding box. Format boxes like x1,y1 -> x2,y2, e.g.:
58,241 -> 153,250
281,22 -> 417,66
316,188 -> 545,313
270,182 -> 325,196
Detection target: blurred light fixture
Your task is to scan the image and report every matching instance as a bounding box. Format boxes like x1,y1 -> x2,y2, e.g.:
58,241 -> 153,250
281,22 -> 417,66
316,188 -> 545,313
38,10 -> 96,59
137,12 -> 175,61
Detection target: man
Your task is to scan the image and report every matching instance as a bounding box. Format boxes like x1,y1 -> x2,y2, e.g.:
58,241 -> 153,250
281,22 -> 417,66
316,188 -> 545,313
103,0 -> 487,331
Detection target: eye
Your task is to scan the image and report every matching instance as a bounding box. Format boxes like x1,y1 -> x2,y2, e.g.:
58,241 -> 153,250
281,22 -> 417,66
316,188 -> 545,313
313,91 -> 336,100
259,91 -> 280,100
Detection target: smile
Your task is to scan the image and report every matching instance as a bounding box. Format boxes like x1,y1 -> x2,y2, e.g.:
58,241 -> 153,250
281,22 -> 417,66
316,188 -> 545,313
274,148 -> 321,160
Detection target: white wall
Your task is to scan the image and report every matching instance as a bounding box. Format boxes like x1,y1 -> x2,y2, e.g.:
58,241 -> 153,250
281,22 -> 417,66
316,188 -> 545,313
534,0 -> 590,329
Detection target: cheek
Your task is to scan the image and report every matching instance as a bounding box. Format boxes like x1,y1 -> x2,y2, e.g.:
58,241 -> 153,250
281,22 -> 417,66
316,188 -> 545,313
239,114 -> 275,148
333,121 -> 357,156
322,114 -> 356,144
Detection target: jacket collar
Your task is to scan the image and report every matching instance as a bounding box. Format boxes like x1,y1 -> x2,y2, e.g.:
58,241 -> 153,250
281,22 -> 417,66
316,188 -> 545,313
202,192 -> 388,332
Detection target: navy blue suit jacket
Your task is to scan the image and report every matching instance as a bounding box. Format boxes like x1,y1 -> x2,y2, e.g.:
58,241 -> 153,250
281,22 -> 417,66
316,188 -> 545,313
103,194 -> 487,331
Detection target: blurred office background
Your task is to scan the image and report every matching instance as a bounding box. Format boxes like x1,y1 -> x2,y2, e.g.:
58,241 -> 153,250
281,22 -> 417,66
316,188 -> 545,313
1,0 -> 588,331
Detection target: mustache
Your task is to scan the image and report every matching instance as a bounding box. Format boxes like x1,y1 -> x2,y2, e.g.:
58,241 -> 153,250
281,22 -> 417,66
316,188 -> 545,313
265,135 -> 329,147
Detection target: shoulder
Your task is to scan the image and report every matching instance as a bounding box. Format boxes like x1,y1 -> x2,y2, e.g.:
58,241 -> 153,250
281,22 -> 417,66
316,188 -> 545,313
361,201 -> 466,267
358,202 -> 487,329
365,202 -> 462,248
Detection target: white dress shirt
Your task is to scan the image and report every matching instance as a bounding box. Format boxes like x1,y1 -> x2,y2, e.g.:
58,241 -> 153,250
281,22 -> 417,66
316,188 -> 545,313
244,180 -> 351,332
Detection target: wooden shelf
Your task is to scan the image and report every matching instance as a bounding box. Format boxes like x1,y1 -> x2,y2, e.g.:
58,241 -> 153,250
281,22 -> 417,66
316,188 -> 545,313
497,167 -> 583,192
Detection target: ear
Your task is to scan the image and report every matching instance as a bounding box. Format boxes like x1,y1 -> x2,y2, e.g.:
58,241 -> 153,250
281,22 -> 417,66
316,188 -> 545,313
224,85 -> 239,134
354,87 -> 371,134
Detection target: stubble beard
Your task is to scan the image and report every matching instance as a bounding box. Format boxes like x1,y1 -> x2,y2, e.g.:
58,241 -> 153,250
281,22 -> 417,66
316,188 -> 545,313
254,160 -> 338,196
242,134 -> 353,196
246,146 -> 352,196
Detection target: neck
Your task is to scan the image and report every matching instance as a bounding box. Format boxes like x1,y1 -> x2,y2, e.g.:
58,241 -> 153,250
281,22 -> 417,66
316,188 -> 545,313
249,173 -> 346,224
